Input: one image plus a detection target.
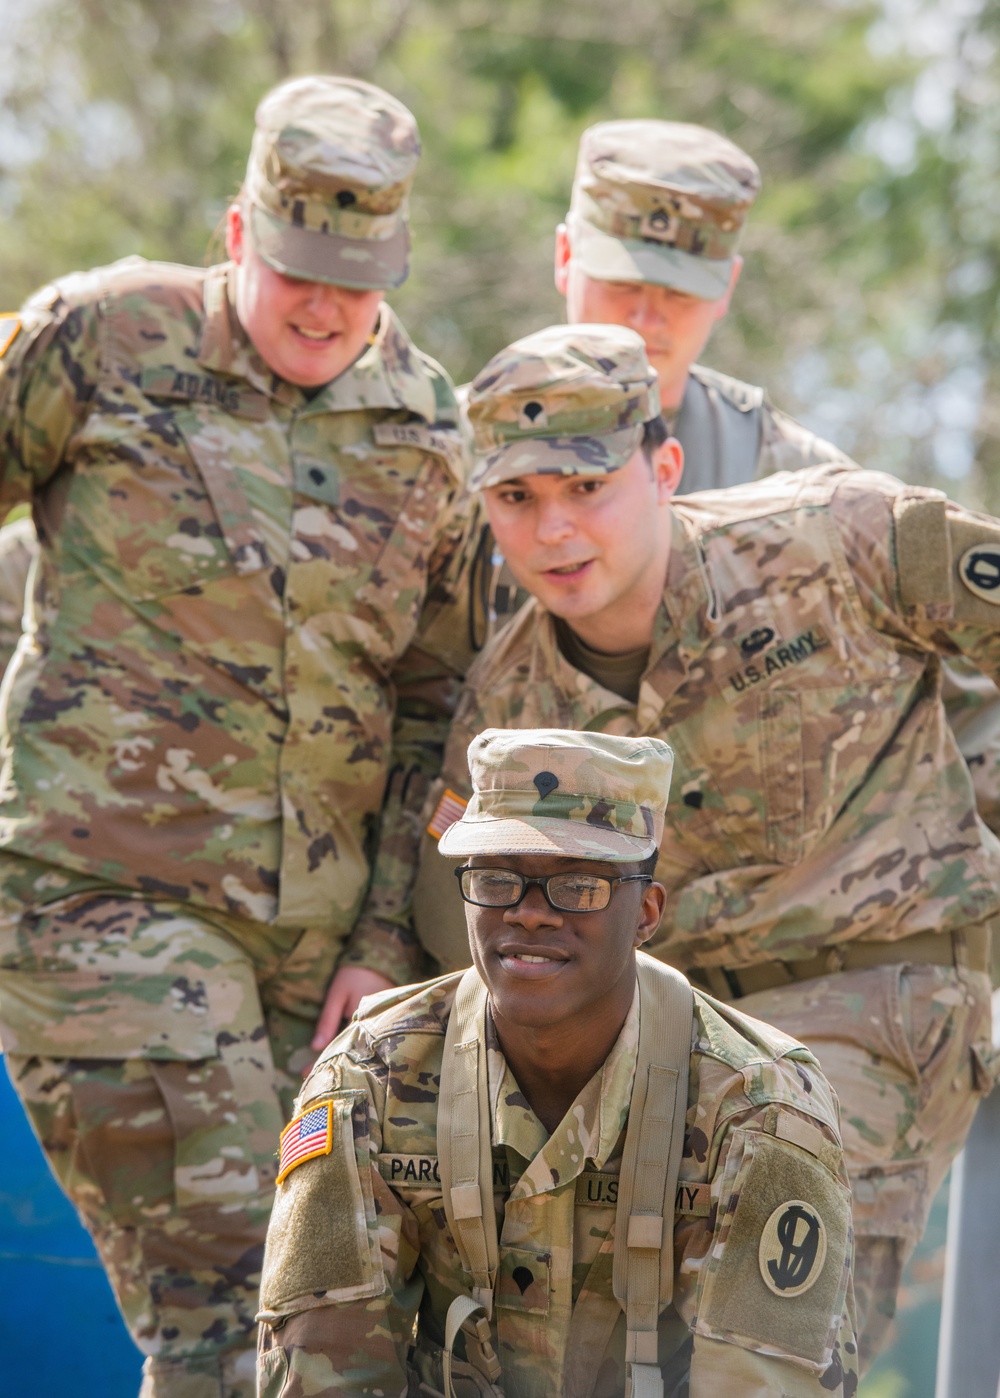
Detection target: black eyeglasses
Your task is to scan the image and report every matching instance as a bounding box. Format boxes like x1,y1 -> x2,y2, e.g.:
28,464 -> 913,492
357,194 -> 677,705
455,865 -> 651,913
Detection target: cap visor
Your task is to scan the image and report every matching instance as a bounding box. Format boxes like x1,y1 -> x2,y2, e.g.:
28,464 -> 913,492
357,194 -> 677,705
249,204 -> 409,290
470,424 -> 642,491
438,814 -> 656,862
575,222 -> 733,301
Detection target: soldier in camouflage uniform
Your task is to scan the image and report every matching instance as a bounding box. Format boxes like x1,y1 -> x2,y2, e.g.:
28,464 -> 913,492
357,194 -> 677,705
0,76 -> 472,1398
406,324 -> 998,1369
258,727 -> 858,1398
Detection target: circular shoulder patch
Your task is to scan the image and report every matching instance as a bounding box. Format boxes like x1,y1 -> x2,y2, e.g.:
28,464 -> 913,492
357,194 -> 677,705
758,1199 -> 827,1298
959,544 -> 1000,604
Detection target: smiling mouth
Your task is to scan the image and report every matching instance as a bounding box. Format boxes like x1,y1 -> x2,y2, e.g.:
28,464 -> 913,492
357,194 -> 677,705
497,948 -> 569,976
544,560 -> 593,577
292,325 -> 337,342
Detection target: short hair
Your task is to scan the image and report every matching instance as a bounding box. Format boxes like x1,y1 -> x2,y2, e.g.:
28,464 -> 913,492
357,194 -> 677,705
641,414 -> 670,464
633,850 -> 659,877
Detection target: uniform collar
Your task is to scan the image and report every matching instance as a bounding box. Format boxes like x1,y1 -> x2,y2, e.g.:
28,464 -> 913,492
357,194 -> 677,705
488,989 -> 640,1198
197,263 -> 439,420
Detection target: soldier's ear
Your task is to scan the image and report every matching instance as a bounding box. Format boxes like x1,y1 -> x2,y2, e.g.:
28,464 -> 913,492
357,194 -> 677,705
554,224 -> 571,296
713,254 -> 742,321
654,439 -> 684,502
634,881 -> 665,947
226,205 -> 246,265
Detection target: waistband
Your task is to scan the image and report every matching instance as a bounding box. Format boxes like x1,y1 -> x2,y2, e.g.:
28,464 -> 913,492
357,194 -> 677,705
688,925 -> 992,1002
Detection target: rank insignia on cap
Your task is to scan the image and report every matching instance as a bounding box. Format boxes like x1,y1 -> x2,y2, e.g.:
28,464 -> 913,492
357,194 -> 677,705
0,316 -> 21,359
427,787 -> 469,840
276,1101 -> 333,1183
959,544 -> 1000,604
758,1199 -> 827,1298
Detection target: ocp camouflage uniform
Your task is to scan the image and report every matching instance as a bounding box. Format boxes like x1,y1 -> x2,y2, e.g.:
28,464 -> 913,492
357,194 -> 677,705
0,513 -> 35,674
414,452 -> 999,1365
256,968 -> 858,1398
0,78 -> 473,1397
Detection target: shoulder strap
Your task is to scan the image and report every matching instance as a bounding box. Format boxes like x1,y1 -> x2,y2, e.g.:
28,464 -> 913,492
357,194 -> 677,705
612,953 -> 694,1398
439,967 -> 499,1313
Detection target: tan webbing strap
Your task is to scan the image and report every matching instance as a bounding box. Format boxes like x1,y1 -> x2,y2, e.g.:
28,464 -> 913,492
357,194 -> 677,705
439,969 -> 498,1311
438,970 -> 503,1397
612,953 -> 693,1398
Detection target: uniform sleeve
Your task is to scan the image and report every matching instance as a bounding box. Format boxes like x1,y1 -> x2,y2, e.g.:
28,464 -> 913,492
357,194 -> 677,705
0,283 -> 101,507
755,402 -> 856,479
675,1055 -> 858,1397
256,1062 -> 422,1398
340,489 -> 480,984
830,473 -> 1000,684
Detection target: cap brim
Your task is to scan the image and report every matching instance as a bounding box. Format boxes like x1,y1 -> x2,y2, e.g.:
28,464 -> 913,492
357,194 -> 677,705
470,423 -> 643,491
438,814 -> 656,862
574,221 -> 733,300
249,203 -> 409,290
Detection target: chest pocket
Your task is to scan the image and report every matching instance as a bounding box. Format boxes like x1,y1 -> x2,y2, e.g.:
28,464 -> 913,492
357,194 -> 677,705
65,366 -> 278,603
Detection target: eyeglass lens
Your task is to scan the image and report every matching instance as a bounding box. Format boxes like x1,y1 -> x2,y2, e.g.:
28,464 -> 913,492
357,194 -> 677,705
459,868 -> 612,912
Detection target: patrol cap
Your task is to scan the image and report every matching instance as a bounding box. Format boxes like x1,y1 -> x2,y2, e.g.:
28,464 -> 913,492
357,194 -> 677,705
568,120 -> 761,300
466,323 -> 660,491
244,75 -> 420,290
438,728 -> 673,862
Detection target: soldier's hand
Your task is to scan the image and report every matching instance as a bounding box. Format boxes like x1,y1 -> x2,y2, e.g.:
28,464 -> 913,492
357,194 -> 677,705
307,966 -> 395,1068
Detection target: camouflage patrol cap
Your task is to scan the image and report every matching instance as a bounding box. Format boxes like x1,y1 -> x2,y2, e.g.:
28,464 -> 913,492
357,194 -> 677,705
244,75 -> 420,290
466,323 -> 660,491
438,728 -> 673,862
569,120 -> 761,300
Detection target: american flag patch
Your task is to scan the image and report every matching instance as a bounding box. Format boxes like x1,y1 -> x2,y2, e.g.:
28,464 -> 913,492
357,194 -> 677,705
426,787 -> 468,840
0,315 -> 21,359
276,1101 -> 333,1184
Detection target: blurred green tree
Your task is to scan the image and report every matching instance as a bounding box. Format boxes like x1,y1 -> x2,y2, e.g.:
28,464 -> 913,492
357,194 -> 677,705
1,0 -> 996,504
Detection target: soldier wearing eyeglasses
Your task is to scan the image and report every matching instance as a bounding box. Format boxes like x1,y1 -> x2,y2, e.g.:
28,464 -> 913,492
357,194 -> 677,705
257,726 -> 857,1398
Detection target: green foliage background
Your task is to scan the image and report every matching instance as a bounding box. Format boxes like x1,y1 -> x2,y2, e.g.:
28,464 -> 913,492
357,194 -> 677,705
2,0 -> 998,511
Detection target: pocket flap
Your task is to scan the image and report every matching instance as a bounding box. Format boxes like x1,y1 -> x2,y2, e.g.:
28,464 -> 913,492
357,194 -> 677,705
0,969 -> 218,1059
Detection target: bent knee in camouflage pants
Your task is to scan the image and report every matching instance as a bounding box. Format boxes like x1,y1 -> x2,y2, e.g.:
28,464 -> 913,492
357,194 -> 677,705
738,953 -> 992,1372
0,891 -> 339,1398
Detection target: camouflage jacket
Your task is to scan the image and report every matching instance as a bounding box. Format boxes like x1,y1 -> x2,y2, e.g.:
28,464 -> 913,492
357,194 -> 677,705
0,515 -> 35,676
414,465 -> 1000,974
0,257 -> 472,980
257,970 -> 857,1397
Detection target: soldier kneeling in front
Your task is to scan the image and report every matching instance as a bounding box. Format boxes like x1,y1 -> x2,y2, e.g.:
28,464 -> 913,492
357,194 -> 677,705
256,728 -> 858,1398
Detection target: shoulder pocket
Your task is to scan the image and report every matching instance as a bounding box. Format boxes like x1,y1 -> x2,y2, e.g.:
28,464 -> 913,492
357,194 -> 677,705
694,1130 -> 851,1368
259,1091 -> 385,1315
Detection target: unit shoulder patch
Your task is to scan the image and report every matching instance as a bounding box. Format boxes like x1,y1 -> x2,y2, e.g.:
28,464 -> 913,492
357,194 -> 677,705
0,315 -> 22,359
958,542 -> 1000,606
758,1198 -> 827,1297
276,1100 -> 333,1183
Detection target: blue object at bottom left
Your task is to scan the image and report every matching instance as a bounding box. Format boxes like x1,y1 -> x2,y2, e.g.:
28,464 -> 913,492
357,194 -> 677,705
0,1053 -> 143,1395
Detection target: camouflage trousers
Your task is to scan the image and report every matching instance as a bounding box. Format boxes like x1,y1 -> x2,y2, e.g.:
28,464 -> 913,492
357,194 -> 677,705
738,951 -> 992,1373
0,887 -> 340,1398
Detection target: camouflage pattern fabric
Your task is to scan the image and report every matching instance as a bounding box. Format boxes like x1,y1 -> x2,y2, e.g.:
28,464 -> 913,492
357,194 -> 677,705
568,120 -> 761,300
437,725 -> 671,861
0,515 -> 35,675
2,889 -> 336,1398
256,972 -> 858,1397
0,254 -> 473,1394
244,75 -> 420,290
410,463 -> 1000,1363
466,323 -> 659,491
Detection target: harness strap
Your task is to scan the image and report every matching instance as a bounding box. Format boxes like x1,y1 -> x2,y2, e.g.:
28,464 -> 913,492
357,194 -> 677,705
612,953 -> 694,1398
